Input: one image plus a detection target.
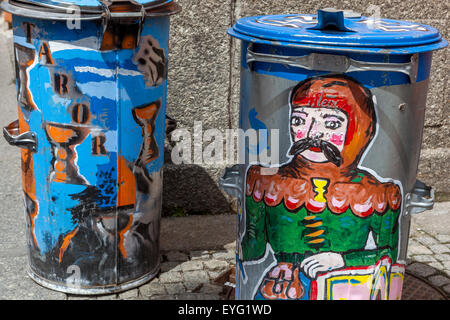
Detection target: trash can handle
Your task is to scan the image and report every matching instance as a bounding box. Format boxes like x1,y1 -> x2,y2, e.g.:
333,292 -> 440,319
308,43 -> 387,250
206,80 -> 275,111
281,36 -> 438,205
246,44 -> 419,83
219,165 -> 243,199
405,179 -> 435,215
3,119 -> 37,152
308,8 -> 356,33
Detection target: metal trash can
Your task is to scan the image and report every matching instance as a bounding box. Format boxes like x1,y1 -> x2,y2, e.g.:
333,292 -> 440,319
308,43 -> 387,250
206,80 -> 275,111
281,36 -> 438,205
221,8 -> 447,300
2,0 -> 180,294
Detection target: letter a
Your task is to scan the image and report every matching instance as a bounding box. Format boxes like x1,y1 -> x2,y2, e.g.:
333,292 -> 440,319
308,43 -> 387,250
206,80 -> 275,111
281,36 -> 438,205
39,42 -> 54,65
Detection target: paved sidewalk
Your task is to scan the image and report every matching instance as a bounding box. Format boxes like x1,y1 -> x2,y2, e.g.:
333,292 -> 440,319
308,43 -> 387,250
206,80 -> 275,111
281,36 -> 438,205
0,16 -> 448,300
406,201 -> 450,295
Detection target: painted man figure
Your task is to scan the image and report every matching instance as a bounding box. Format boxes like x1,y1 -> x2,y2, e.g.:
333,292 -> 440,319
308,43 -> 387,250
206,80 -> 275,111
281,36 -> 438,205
242,74 -> 402,300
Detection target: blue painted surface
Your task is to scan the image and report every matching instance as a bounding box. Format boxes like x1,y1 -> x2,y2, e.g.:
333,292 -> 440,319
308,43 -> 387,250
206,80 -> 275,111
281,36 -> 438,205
229,13 -> 448,54
11,12 -> 171,287
247,108 -> 270,155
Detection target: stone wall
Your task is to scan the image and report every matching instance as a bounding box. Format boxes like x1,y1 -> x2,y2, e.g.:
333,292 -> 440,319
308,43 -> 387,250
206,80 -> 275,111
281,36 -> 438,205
162,0 -> 449,215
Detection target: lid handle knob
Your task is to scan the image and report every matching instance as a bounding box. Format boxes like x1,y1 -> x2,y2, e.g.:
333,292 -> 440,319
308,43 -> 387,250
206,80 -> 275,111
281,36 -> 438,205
308,8 -> 355,33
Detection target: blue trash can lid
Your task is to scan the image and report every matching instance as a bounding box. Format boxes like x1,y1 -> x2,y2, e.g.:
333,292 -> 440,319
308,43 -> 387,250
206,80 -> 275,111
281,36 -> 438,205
228,8 -> 448,54
1,0 -> 180,20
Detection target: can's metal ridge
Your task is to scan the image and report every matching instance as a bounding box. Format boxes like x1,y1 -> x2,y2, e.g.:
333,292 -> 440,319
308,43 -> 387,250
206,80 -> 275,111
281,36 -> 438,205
227,27 -> 448,55
1,0 -> 181,20
26,263 -> 161,295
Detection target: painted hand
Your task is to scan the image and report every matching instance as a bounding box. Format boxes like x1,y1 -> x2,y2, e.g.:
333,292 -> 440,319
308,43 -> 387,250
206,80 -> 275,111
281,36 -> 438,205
260,262 -> 304,299
300,252 -> 345,279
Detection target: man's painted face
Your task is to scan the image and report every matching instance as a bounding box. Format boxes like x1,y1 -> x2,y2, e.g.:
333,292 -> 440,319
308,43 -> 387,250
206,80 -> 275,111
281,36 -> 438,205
290,107 -> 348,164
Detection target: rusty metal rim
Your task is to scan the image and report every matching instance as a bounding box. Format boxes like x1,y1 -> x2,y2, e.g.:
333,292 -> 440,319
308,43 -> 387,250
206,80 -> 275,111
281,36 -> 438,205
26,264 -> 161,295
8,0 -> 173,13
1,0 -> 181,20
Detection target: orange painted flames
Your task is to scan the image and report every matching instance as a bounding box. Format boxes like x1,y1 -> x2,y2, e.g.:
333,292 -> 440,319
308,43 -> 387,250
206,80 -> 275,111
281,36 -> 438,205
117,155 -> 136,208
118,215 -> 134,259
59,228 -> 79,263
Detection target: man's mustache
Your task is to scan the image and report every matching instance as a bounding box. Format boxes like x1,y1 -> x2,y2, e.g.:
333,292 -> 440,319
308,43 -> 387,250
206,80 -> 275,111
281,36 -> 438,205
289,137 -> 343,167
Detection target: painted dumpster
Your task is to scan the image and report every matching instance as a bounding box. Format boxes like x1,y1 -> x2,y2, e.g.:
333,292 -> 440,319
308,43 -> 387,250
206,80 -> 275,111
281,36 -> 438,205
1,0 -> 180,294
221,8 -> 447,300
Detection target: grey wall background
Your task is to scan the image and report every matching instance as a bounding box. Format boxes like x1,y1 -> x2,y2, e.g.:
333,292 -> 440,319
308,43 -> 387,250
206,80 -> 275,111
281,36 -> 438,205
162,0 -> 449,215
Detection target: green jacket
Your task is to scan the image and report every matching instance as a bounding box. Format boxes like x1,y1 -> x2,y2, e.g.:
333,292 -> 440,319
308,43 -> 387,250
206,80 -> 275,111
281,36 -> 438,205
242,195 -> 401,267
